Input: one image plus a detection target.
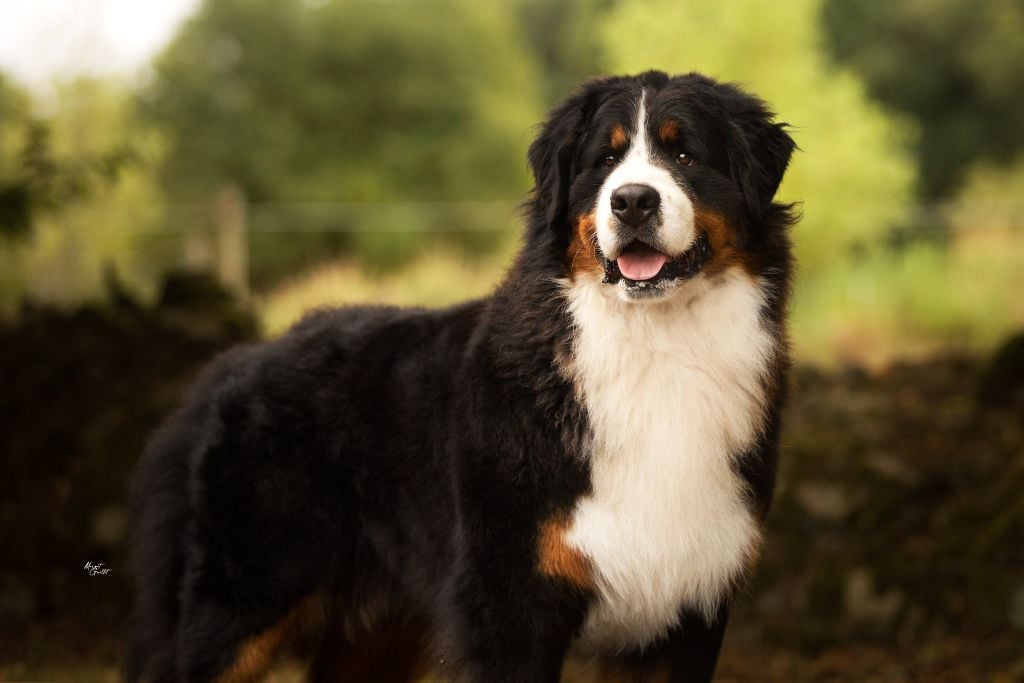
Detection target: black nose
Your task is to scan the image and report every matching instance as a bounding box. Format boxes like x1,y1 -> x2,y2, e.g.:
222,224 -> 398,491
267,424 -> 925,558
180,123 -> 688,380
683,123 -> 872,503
610,183 -> 660,227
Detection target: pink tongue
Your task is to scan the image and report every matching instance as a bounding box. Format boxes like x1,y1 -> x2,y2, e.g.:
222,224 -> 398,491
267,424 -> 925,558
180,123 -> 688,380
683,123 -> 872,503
617,245 -> 669,281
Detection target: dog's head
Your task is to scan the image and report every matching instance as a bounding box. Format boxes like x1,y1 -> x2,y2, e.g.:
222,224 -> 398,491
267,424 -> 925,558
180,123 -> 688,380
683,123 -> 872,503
528,71 -> 795,302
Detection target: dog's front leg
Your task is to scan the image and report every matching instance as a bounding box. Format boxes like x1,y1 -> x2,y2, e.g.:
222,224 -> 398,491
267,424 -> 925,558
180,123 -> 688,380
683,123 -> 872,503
584,606 -> 730,683
439,563 -> 586,683
435,483 -> 589,682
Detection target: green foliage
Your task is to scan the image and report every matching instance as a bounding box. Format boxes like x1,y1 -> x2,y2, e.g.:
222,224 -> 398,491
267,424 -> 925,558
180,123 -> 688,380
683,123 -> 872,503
0,79 -> 165,312
600,0 -> 918,274
514,0 -> 611,103
144,0 -> 546,276
0,76 -> 138,242
0,75 -> 33,238
822,0 -> 1024,198
1,0 -> 1018,360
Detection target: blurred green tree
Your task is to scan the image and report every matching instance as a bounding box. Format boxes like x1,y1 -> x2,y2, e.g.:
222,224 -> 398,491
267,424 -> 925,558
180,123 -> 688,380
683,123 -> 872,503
0,75 -> 136,242
143,0 -> 545,279
0,76 -> 152,312
600,0 -> 918,273
0,74 -> 34,239
821,0 -> 1024,199
514,0 -> 611,103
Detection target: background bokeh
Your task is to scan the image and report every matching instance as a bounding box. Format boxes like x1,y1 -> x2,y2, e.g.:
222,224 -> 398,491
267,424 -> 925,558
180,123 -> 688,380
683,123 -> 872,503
1,1 -> 1022,681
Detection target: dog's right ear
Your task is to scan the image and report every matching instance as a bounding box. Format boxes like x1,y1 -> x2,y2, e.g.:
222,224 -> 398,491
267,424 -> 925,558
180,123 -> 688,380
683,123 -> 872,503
527,88 -> 599,240
715,82 -> 796,221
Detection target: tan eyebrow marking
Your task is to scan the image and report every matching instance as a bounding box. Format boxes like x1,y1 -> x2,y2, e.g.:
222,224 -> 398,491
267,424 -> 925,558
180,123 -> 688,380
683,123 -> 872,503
659,119 -> 679,144
610,124 -> 628,150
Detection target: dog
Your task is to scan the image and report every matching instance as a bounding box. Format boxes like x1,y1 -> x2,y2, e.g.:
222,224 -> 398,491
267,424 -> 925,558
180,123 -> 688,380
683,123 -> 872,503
127,70 -> 796,683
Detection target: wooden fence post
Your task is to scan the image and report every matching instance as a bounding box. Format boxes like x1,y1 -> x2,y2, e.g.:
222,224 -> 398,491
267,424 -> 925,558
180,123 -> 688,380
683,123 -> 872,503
214,183 -> 249,299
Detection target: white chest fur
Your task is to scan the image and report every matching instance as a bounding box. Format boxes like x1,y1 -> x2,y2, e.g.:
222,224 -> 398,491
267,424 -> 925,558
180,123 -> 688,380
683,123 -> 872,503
565,273 -> 773,652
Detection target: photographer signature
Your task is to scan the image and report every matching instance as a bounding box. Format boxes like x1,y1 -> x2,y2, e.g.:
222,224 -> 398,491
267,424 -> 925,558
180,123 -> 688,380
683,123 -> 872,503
83,561 -> 111,576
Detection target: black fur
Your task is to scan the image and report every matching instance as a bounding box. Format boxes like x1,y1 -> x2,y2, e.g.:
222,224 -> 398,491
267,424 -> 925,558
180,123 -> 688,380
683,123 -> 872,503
128,71 -> 795,682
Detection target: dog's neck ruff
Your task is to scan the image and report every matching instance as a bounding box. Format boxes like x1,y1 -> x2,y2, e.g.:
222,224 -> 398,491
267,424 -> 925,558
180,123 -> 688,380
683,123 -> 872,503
564,271 -> 774,652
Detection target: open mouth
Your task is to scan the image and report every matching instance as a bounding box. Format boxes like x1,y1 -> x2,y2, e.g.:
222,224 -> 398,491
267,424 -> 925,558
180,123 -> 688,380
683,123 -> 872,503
602,232 -> 711,289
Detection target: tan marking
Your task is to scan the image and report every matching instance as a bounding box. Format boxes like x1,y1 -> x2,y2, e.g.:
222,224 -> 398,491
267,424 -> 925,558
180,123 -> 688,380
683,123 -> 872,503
537,515 -> 595,591
695,206 -> 759,277
658,119 -> 679,144
216,624 -> 287,683
566,212 -> 603,279
215,597 -> 320,683
610,124 -> 628,150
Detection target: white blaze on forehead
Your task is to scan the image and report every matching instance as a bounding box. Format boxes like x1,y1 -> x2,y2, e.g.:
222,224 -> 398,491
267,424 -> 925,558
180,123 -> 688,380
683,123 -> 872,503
594,90 -> 696,259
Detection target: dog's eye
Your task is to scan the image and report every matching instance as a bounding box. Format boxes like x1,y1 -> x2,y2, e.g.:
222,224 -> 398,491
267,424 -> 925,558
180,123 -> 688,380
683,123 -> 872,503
677,152 -> 695,167
602,155 -> 617,168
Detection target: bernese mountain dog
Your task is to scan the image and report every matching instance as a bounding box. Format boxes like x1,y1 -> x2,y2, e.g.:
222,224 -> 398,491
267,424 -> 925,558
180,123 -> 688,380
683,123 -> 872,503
127,70 -> 796,683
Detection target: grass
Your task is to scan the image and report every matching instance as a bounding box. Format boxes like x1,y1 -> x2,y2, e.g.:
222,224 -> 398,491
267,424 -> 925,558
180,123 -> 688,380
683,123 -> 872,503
257,246 -> 516,338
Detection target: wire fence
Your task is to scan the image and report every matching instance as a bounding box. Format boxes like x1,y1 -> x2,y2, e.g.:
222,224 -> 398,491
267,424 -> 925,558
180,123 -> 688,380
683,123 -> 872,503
1,194 -> 1022,312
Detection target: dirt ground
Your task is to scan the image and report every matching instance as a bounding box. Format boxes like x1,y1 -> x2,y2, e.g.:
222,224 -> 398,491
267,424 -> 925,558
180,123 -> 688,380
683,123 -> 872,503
1,289 -> 1021,681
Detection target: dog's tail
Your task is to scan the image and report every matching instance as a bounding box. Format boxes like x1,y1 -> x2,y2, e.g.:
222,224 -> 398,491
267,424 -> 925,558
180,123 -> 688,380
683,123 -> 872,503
124,400 -> 205,683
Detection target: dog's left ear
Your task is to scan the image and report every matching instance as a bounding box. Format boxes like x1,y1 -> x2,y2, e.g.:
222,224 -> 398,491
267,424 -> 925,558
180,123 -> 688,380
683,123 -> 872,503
719,86 -> 796,219
527,86 -> 600,239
